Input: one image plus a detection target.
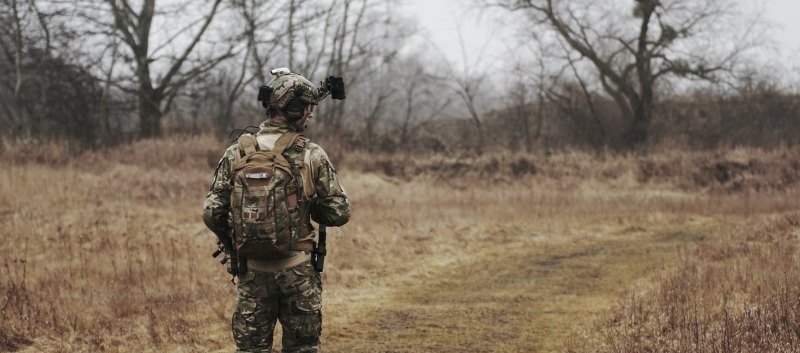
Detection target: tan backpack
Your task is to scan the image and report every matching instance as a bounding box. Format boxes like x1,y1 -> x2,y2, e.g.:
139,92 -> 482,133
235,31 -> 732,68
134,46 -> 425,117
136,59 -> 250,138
229,132 -> 310,260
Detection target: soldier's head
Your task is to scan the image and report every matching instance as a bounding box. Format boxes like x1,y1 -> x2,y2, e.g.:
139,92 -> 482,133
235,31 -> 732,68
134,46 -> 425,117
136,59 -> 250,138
258,69 -> 319,132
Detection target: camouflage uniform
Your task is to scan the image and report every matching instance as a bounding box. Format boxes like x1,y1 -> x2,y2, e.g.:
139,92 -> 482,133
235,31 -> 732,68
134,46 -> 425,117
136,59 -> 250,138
203,119 -> 351,353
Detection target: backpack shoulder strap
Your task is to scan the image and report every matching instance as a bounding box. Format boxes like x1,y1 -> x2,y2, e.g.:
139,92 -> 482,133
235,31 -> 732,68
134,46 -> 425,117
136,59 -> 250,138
272,132 -> 300,155
231,134 -> 259,172
271,132 -> 300,168
274,132 -> 309,203
237,134 -> 258,156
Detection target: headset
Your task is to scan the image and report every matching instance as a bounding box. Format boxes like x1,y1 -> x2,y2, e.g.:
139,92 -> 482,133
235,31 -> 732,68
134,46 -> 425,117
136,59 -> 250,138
283,97 -> 307,121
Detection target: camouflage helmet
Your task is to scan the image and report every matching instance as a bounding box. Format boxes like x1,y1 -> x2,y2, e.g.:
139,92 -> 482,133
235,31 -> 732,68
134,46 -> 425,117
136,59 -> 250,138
262,70 -> 320,110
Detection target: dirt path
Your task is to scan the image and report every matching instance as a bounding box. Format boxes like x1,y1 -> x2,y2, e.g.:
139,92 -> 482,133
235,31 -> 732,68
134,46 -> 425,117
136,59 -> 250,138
319,218 -> 732,353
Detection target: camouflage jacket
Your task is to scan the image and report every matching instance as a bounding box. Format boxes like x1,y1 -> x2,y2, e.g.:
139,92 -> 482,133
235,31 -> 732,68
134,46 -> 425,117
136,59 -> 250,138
202,120 -> 351,252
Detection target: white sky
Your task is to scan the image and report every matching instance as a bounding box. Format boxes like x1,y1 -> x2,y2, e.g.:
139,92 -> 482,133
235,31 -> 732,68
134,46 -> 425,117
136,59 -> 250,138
402,0 -> 800,75
766,0 -> 800,53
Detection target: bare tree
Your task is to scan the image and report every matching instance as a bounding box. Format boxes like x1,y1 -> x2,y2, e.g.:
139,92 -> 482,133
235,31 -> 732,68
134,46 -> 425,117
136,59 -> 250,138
209,45 -> 252,133
0,0 -> 26,131
0,0 -> 54,133
450,70 -> 487,153
98,34 -> 120,141
489,0 -> 760,148
187,0 -> 386,138
506,76 -> 532,151
211,0 -> 331,132
531,55 -> 547,146
104,0 -> 232,137
0,0 -> 109,144
543,51 -> 609,147
397,60 -> 451,148
508,41 -> 553,151
321,0 -> 370,133
293,1 -> 337,79
237,0 -> 295,85
442,13 -> 498,154
361,80 -> 392,150
276,0 -> 411,142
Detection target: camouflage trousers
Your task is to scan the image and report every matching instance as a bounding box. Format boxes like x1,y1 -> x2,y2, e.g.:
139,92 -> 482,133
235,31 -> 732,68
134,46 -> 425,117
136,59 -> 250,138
233,260 -> 322,353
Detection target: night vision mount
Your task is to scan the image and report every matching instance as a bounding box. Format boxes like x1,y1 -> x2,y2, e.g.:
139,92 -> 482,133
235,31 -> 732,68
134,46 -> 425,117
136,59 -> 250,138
318,75 -> 346,100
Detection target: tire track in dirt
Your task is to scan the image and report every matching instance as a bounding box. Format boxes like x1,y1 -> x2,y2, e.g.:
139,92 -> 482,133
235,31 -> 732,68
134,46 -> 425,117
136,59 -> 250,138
321,220 -> 732,353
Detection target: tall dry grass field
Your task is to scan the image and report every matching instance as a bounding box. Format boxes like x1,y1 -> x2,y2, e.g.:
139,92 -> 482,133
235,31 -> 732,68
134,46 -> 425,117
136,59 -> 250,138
1,136 -> 799,352
587,214 -> 800,353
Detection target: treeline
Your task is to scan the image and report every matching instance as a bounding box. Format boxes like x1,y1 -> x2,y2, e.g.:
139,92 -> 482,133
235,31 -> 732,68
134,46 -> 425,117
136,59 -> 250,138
1,0 -> 798,152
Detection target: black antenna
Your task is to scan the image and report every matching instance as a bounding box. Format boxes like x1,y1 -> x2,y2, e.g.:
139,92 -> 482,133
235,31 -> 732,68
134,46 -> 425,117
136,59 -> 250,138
228,126 -> 261,142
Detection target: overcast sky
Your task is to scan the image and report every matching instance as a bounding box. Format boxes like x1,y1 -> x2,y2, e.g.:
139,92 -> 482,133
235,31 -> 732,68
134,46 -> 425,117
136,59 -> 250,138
402,0 -> 800,76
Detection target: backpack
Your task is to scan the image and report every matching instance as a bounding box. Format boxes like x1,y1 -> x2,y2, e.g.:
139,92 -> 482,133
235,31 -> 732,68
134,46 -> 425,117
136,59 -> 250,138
229,132 -> 310,260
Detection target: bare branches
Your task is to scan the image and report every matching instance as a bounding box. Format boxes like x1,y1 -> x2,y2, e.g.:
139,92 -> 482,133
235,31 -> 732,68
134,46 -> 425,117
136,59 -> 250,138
10,0 -> 23,99
287,0 -> 296,70
155,0 -> 223,96
101,0 -> 231,136
490,0 -> 759,148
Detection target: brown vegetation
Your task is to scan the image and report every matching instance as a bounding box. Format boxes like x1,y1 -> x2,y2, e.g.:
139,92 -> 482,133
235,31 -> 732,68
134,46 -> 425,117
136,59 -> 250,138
588,214 -> 800,353
1,136 -> 799,352
349,146 -> 800,193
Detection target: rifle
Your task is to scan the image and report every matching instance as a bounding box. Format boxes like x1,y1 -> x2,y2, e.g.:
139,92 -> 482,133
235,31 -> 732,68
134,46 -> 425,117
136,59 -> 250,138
212,234 -> 239,277
312,224 -> 327,272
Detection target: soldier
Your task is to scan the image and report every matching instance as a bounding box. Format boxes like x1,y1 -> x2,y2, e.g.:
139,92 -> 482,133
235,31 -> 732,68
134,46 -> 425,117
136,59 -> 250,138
203,68 -> 351,353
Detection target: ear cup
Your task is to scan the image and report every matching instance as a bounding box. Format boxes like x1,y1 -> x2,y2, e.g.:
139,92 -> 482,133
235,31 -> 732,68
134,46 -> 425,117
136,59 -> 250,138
284,98 -> 306,121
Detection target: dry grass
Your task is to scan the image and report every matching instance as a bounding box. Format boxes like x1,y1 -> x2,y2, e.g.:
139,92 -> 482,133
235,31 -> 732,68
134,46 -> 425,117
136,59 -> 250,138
584,214 -> 800,353
1,135 -> 799,352
347,146 -> 800,193
0,135 -> 232,352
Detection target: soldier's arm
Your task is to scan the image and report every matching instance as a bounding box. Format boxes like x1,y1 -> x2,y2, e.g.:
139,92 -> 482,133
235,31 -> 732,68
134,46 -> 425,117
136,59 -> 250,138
202,146 -> 237,239
308,144 -> 351,227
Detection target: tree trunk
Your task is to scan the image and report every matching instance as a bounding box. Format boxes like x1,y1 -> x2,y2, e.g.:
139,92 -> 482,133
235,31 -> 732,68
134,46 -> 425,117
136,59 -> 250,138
534,90 -> 545,142
522,104 -> 532,153
473,117 -> 485,155
623,97 -> 652,148
216,97 -> 234,134
287,0 -> 295,70
454,89 -> 485,154
623,1 -> 656,149
139,90 -> 162,137
329,102 -> 345,135
400,93 -> 413,147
